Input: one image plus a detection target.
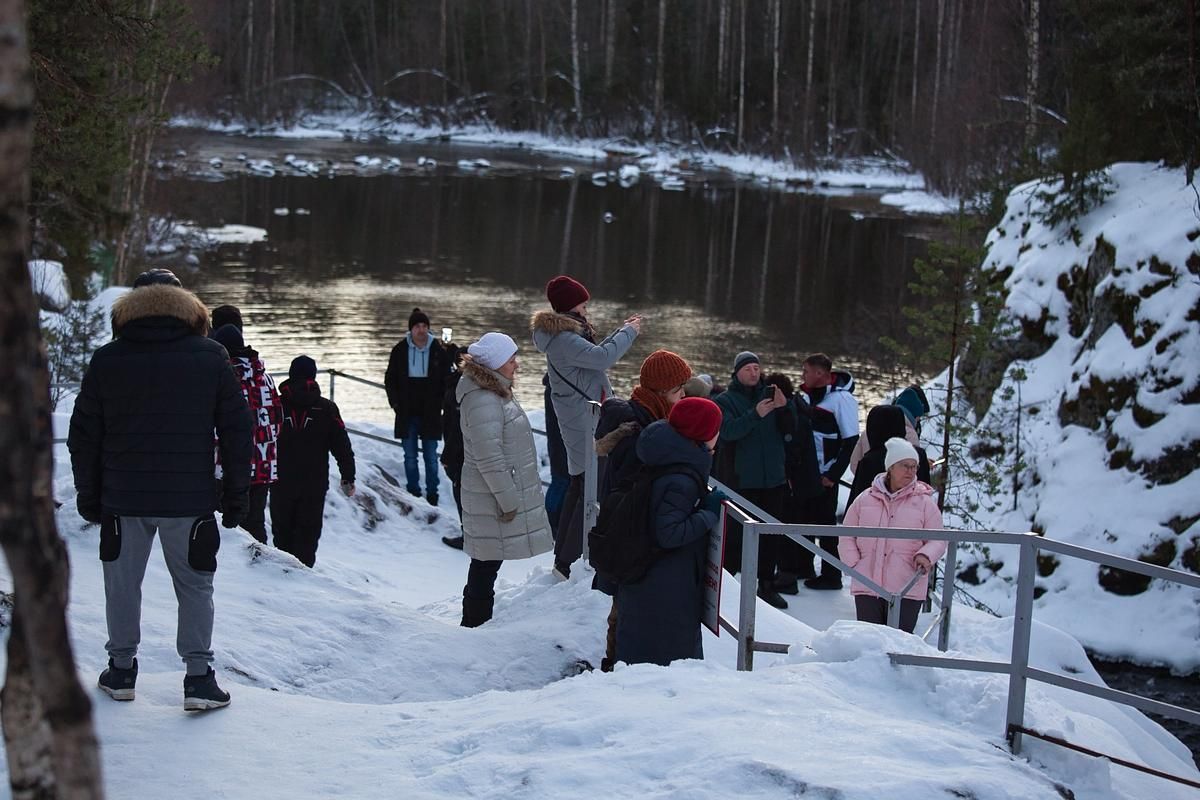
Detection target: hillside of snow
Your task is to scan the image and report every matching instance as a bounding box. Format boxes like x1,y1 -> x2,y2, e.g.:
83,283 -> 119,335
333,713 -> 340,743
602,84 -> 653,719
931,163 -> 1200,673
0,401 -> 1195,798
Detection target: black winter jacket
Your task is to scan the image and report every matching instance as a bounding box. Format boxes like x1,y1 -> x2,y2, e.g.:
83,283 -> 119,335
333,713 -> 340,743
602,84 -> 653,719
616,420 -> 718,667
68,285 -> 252,518
384,335 -> 450,439
848,405 -> 931,507
277,378 -> 356,491
440,370 -> 465,484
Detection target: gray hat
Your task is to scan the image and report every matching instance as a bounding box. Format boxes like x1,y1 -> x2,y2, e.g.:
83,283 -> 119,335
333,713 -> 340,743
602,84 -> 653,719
733,351 -> 760,373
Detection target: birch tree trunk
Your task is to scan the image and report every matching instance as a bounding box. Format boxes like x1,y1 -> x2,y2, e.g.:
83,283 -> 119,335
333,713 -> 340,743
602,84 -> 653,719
717,0 -> 729,105
771,0 -> 781,144
604,0 -> 617,95
910,0 -> 921,127
570,0 -> 583,124
931,0 -> 945,141
1024,0 -> 1040,152
0,2 -> 105,795
804,0 -> 816,154
736,0 -> 746,148
653,0 -> 666,137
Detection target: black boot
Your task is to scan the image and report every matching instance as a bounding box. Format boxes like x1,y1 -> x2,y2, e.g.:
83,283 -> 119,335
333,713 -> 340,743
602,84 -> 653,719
461,587 -> 495,628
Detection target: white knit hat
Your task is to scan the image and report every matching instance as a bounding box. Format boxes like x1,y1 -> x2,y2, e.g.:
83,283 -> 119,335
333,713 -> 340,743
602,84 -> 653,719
883,437 -> 920,470
467,332 -> 518,370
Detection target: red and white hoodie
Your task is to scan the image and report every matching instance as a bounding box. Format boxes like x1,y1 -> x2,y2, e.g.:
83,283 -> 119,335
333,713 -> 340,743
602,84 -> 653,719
215,351 -> 282,485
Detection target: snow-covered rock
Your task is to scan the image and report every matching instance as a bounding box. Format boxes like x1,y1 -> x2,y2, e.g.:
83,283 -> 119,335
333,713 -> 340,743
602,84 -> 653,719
936,163 -> 1200,672
28,259 -> 71,312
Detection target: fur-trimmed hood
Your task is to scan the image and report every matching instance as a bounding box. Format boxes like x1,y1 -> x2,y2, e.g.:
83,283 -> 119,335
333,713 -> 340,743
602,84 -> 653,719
530,309 -> 584,337
458,355 -> 513,400
111,284 -> 209,337
596,420 -> 640,457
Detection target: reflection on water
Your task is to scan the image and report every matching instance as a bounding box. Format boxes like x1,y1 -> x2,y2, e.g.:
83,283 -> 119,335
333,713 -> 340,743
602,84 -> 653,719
147,145 -> 937,425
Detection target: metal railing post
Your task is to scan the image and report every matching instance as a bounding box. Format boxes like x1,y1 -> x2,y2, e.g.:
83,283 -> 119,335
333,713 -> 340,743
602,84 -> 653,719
581,401 -> 600,562
737,521 -> 761,671
938,541 -> 958,652
886,593 -> 902,628
1005,537 -> 1037,754
328,369 -> 336,403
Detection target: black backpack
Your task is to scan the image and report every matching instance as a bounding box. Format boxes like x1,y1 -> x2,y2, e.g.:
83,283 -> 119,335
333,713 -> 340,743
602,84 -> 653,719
588,462 -> 706,585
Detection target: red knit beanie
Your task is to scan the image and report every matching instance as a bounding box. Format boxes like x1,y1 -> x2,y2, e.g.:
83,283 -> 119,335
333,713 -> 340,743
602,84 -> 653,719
546,275 -> 590,313
639,349 -> 692,392
668,397 -> 723,443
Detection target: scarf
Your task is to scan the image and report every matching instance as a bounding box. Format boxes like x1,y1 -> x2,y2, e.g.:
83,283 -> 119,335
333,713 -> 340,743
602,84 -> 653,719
630,385 -> 672,423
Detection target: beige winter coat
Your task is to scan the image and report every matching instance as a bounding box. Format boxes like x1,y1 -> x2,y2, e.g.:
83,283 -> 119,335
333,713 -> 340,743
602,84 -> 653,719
457,358 -> 553,562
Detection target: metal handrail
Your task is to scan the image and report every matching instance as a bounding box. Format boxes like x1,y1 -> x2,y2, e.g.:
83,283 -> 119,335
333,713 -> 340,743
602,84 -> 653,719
728,511 -> 1200,772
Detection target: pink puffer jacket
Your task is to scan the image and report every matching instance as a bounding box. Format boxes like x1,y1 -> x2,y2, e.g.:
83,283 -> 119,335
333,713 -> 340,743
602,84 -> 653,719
840,474 -> 946,600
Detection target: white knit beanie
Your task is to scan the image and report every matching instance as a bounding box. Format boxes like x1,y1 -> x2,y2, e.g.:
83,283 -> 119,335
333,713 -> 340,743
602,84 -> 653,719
883,436 -> 920,470
467,332 -> 518,370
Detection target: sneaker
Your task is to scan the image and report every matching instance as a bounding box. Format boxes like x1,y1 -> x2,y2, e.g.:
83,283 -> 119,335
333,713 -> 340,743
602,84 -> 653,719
98,658 -> 137,701
441,535 -> 464,550
426,492 -> 439,507
183,668 -> 231,711
406,485 -> 421,497
804,575 -> 844,591
757,582 -> 789,609
552,562 -> 571,582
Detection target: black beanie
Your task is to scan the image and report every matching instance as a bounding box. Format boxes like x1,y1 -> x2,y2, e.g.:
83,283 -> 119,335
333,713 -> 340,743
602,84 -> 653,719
210,323 -> 244,354
212,304 -> 244,331
408,308 -> 431,330
289,355 -> 317,381
132,268 -> 182,288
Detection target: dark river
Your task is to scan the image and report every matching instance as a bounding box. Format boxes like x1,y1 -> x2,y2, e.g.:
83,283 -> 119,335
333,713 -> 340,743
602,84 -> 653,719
148,130 -> 940,423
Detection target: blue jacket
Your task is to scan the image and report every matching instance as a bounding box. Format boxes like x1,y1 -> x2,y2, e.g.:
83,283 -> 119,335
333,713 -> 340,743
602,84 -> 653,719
616,420 -> 718,666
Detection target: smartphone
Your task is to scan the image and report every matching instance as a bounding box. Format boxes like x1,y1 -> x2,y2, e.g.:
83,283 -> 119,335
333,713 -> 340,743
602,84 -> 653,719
441,327 -> 453,343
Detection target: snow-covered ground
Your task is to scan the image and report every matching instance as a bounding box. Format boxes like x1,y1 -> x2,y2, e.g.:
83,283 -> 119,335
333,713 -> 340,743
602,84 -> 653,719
169,110 -> 946,213
0,399 -> 1195,799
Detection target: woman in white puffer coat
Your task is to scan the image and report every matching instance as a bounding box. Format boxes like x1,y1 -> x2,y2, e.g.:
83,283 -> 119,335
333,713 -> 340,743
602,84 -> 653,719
457,333 -> 553,627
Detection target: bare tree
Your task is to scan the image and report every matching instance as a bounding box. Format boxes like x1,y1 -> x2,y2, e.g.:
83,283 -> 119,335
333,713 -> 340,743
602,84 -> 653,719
717,0 -> 729,103
604,0 -> 617,95
653,0 -> 667,136
931,0 -> 945,141
570,0 -> 583,123
804,0 -> 817,154
771,0 -> 781,143
1024,0 -> 1040,151
910,0 -> 921,126
736,0 -> 746,148
0,1 -> 105,796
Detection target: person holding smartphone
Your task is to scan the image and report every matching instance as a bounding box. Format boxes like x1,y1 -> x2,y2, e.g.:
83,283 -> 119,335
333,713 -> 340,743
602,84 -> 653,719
712,352 -> 791,609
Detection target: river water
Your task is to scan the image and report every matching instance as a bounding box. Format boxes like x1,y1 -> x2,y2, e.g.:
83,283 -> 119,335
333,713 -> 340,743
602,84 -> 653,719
149,130 -> 940,423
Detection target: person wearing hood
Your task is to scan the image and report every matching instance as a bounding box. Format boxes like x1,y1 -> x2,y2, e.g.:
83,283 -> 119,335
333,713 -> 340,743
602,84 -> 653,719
616,398 -> 726,666
712,351 -> 791,610
210,305 -> 282,544
794,353 -> 860,590
68,268 -> 251,711
849,384 -> 929,474
592,349 -> 692,670
847,405 -> 931,508
840,438 -> 945,633
385,308 -> 452,505
272,356 -> 356,568
456,333 -> 553,627
531,275 -> 642,580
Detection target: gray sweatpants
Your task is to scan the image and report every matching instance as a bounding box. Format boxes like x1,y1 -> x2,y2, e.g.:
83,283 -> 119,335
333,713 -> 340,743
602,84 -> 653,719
103,516 -> 215,676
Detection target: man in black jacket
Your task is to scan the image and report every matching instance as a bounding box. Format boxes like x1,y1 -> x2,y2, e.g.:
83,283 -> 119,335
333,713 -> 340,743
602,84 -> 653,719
384,308 -> 451,505
68,268 -> 252,711
272,355 -> 356,567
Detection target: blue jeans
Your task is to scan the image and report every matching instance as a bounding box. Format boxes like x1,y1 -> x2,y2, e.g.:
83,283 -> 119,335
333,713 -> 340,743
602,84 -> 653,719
403,417 -> 440,496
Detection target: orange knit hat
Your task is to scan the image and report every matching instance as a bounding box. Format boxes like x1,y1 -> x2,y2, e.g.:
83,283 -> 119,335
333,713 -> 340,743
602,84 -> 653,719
639,349 -> 692,392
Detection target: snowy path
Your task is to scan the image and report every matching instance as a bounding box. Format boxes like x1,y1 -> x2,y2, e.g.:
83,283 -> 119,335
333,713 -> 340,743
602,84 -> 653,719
0,415 -> 1194,798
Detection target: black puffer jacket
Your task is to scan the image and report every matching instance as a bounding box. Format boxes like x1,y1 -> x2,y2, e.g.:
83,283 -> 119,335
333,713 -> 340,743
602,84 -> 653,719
616,420 -> 718,667
68,285 -> 252,518
277,378 -> 355,490
848,405 -> 931,507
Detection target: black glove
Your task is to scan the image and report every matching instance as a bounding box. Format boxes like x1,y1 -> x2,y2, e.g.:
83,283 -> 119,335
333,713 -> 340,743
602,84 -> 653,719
220,487 -> 249,529
77,495 -> 102,524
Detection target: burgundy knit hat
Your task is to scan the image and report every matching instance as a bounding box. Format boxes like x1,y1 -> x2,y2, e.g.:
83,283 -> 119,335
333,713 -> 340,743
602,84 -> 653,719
639,349 -> 692,392
668,397 -> 723,443
546,275 -> 590,313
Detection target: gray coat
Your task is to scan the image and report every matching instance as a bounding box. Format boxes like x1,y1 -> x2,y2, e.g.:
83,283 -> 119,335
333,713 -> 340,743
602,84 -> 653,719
530,310 -> 638,475
457,358 -> 553,562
